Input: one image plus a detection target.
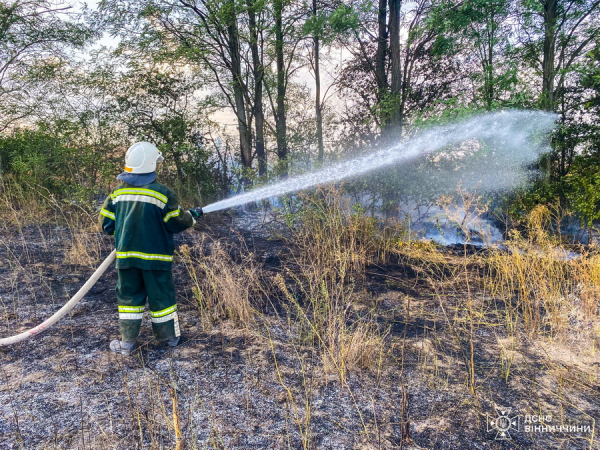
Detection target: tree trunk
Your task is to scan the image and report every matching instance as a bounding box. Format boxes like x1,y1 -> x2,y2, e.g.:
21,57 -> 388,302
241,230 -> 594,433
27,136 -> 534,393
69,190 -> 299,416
247,0 -> 266,176
226,2 -> 253,169
274,0 -> 288,175
375,0 -> 388,95
484,3 -> 497,110
541,0 -> 557,111
388,0 -> 402,132
313,0 -> 324,163
485,31 -> 493,110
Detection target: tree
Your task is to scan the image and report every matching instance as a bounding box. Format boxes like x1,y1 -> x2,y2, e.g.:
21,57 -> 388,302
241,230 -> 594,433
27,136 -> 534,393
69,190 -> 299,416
336,0 -> 463,142
0,0 -> 92,130
309,0 -> 325,162
96,0 -> 257,174
518,0 -> 600,112
247,0 -> 267,175
273,0 -> 288,174
303,2 -> 358,162
462,0 -> 514,110
333,0 -> 392,132
388,0 -> 402,131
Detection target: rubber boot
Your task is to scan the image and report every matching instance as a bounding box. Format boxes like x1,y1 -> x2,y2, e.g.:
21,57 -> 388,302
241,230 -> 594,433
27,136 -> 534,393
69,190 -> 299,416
109,340 -> 137,355
166,336 -> 180,347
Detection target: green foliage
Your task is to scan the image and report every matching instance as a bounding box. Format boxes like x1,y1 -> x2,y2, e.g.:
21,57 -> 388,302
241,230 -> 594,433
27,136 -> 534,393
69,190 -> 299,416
328,4 -> 359,36
500,153 -> 600,229
581,42 -> 600,111
564,157 -> 600,226
0,125 -> 115,209
0,129 -> 68,190
0,0 -> 94,130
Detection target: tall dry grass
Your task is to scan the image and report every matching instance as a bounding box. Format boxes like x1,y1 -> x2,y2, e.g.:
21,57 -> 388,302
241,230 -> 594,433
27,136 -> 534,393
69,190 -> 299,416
288,189 -> 406,276
179,239 -> 262,328
485,205 -> 600,339
275,189 -> 401,381
0,176 -> 106,268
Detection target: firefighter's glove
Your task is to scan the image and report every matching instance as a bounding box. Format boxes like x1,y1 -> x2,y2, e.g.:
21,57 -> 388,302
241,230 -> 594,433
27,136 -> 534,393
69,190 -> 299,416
189,207 -> 203,219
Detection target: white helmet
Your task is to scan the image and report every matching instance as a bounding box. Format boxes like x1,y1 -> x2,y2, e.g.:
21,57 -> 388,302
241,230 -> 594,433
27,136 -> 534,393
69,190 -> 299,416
124,142 -> 164,174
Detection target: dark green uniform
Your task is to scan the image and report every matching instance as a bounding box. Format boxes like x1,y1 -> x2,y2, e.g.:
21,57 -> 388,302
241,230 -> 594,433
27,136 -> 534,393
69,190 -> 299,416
100,181 -> 194,342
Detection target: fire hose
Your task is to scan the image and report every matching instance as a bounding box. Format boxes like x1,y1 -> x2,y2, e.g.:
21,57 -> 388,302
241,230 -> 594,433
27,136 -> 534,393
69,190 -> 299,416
0,207 -> 203,347
0,250 -> 116,346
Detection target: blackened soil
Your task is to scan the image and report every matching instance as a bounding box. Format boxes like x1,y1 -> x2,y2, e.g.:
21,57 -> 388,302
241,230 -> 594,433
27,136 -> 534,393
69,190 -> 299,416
0,210 -> 598,449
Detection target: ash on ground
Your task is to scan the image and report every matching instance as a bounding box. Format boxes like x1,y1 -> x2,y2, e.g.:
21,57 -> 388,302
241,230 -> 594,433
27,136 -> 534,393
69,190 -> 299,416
0,210 -> 598,449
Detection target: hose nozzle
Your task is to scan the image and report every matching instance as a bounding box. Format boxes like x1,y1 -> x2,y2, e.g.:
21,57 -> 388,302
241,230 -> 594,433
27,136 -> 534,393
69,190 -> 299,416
189,207 -> 203,220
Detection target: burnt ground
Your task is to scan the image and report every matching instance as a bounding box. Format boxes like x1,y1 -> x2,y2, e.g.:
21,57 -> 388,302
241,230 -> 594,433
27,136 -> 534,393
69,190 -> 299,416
0,210 -> 598,449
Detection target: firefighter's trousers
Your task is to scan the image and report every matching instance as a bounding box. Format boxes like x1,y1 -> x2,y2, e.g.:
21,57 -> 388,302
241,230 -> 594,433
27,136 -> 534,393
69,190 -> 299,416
116,268 -> 180,342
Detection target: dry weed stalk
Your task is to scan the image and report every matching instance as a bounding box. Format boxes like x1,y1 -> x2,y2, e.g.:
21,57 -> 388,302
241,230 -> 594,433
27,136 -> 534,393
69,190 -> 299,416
170,386 -> 182,450
277,189 -> 394,381
485,205 -> 599,338
179,239 -> 261,327
266,326 -> 312,449
438,185 -> 489,394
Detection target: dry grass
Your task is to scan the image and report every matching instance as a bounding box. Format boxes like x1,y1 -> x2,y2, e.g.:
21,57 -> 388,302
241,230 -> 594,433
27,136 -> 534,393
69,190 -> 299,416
63,231 -> 104,267
0,176 -> 105,268
485,205 -> 600,340
322,316 -> 385,373
273,189 -> 400,382
2,178 -> 597,447
0,176 -> 44,227
289,188 -> 405,277
276,274 -> 386,383
179,238 -> 262,328
0,176 -> 96,227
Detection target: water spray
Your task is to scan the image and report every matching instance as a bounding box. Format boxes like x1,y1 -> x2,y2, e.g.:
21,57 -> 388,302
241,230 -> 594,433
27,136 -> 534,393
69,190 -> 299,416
202,110 -> 556,213
0,110 -> 557,345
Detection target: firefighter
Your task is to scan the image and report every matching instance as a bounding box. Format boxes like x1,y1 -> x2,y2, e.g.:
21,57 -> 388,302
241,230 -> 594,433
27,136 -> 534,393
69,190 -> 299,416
99,142 -> 201,355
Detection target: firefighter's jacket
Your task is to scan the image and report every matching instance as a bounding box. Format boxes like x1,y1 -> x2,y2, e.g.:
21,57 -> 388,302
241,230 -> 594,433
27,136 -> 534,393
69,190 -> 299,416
99,181 -> 194,271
